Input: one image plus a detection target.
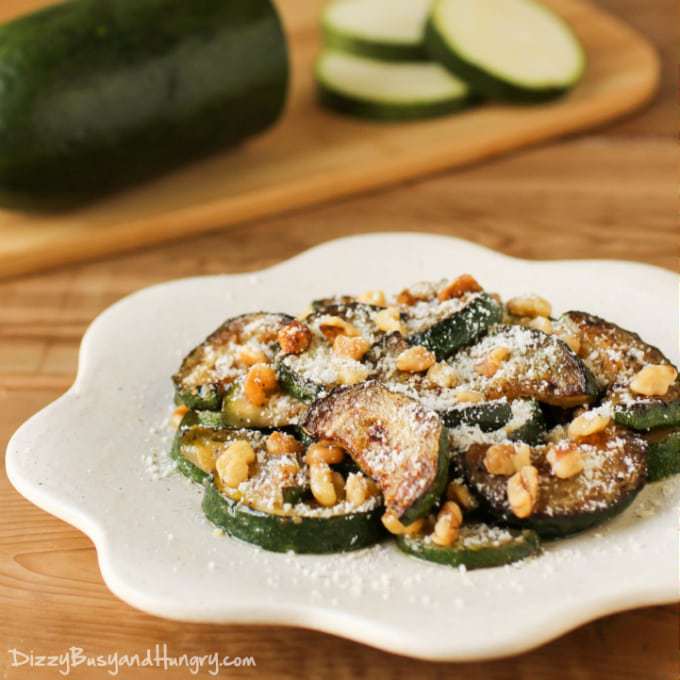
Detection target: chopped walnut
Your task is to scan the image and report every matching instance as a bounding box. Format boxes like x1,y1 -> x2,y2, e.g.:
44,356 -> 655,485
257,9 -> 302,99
437,274 -> 482,302
277,320 -> 312,355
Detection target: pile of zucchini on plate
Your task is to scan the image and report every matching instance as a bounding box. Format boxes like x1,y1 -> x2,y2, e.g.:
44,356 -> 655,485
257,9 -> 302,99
316,0 -> 586,120
169,275 -> 680,570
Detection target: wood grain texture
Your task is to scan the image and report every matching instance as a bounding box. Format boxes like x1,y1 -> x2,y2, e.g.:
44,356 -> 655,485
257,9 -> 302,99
0,0 -> 677,677
0,0 -> 660,279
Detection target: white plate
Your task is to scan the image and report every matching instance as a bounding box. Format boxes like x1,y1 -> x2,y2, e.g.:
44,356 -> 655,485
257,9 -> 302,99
6,233 -> 679,661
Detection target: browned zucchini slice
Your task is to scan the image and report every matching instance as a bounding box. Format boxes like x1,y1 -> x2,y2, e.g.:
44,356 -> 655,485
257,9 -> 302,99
173,312 -> 293,410
304,381 -> 448,523
463,427 -> 647,537
447,325 -> 598,407
557,311 -> 680,430
277,302 -> 384,402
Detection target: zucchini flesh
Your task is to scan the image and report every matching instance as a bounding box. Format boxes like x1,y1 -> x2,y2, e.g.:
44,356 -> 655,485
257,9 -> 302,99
277,302 -> 382,402
221,381 -> 307,428
463,428 -> 647,537
304,381 -> 448,523
0,0 -> 288,202
558,311 -> 680,430
322,0 -> 431,62
408,293 -> 502,360
317,50 -> 472,121
203,483 -> 385,554
397,523 -> 540,569
647,432 -> 680,482
426,0 -> 585,102
447,324 -> 598,407
173,313 -> 293,411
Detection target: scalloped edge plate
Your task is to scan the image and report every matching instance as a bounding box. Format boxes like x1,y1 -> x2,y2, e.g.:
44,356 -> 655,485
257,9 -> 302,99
6,233 -> 679,661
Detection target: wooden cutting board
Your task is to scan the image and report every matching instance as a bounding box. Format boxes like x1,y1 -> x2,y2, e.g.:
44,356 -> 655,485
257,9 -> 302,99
0,0 -> 659,279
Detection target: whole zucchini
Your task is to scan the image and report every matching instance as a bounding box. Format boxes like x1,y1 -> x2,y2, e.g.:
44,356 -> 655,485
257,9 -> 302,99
0,0 -> 288,201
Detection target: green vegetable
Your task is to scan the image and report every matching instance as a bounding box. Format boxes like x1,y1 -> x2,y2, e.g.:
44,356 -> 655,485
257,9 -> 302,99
559,311 -> 680,430
447,324 -> 598,407
174,313 -> 293,411
322,0 -> 431,62
647,432 -> 680,482
396,524 -> 540,569
316,50 -> 473,121
221,381 -> 307,429
463,430 -> 647,537
304,381 -> 449,523
0,0 -> 288,203
203,483 -> 385,554
442,399 -> 545,444
409,293 -> 502,360
277,302 -> 383,402
425,0 -> 585,102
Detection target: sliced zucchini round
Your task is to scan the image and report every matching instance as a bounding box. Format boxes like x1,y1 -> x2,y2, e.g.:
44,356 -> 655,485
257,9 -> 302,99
173,312 -> 293,411
369,332 -> 546,443
646,431 -> 680,482
169,413 -> 213,484
322,0 -> 431,62
407,292 -> 502,360
277,301 -> 382,402
557,311 -> 680,430
447,324 -> 598,407
203,482 -> 385,554
221,380 -> 307,428
396,523 -> 540,569
170,414 -> 266,484
316,50 -> 473,121
426,0 -> 585,102
463,428 -> 647,537
304,381 -> 449,523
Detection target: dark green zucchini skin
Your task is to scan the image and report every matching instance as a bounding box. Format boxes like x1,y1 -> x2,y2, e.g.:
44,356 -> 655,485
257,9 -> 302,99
400,428 -> 450,525
647,432 -> 680,482
276,361 -> 323,404
614,401 -> 680,432
396,527 -> 540,569
317,84 -> 474,123
169,413 -> 211,484
441,401 -> 512,432
203,483 -> 386,554
409,293 -> 502,360
424,18 -> 573,103
0,0 -> 288,203
442,400 -> 545,444
322,26 -> 429,63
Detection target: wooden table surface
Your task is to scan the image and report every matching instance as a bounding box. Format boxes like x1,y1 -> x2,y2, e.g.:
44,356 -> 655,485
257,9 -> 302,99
0,1 -> 675,678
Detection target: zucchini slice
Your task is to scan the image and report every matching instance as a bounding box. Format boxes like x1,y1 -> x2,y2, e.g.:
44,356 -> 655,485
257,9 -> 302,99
316,50 -> 472,121
557,311 -> 680,430
426,0 -> 585,102
463,428 -> 647,537
646,432 -> 680,482
322,0 -> 431,62
447,325 -> 598,407
396,523 -> 540,569
304,381 -> 448,523
173,313 -> 293,411
203,482 -> 385,554
174,416 -> 385,553
221,381 -> 307,428
369,332 -> 546,443
277,302 -> 383,402
406,292 -> 502,360
169,411 -> 215,484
